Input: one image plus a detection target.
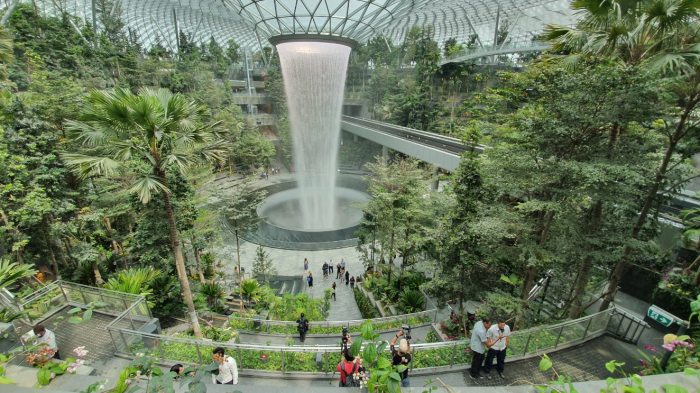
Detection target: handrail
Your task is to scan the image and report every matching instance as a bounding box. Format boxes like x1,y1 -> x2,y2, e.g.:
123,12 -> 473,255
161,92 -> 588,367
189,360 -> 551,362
108,306 -> 616,353
227,308 -> 437,327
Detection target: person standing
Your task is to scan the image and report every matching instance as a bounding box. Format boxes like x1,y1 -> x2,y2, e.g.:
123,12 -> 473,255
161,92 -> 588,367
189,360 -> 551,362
483,317 -> 510,379
212,347 -> 238,385
331,282 -> 337,300
296,313 -> 309,343
336,347 -> 358,387
307,272 -> 313,288
390,330 -> 411,387
336,262 -> 342,279
340,268 -> 345,284
329,260 -> 334,275
350,276 -> 355,291
469,317 -> 494,380
27,324 -> 60,359
304,258 -> 309,274
323,262 -> 329,280
345,270 -> 350,286
340,258 -> 346,272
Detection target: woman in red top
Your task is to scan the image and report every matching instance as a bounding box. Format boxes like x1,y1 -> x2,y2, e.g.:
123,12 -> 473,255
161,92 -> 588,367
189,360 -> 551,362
336,349 -> 360,387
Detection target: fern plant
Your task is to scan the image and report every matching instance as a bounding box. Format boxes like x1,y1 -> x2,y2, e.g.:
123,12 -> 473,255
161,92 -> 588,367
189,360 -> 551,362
399,288 -> 425,314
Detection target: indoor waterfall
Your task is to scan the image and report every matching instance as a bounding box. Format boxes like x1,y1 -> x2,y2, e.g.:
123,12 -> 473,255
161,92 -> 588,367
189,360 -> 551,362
276,42 -> 351,230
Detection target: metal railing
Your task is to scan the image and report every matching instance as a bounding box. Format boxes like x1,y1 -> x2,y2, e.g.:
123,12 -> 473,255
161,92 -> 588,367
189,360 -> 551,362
227,308 -> 438,335
107,307 -> 626,375
14,281 -> 147,324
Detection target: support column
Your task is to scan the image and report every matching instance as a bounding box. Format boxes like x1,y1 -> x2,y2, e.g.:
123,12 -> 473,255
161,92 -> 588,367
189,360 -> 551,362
382,145 -> 388,166
431,167 -> 440,191
353,134 -> 358,142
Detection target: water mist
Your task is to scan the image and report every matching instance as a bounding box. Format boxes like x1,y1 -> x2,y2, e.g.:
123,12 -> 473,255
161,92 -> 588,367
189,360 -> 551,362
276,42 -> 351,230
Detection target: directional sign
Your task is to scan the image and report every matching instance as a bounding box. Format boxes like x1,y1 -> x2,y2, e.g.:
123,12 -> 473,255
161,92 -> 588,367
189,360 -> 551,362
647,305 -> 675,327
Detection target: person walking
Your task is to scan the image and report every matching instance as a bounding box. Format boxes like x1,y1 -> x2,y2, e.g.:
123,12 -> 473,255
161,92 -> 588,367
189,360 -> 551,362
307,272 -> 313,288
340,258 -> 346,272
345,270 -> 350,286
331,282 -> 337,301
296,313 -> 310,343
212,347 -> 238,385
469,317 -> 494,380
390,330 -> 411,387
329,260 -> 334,275
483,317 -> 510,379
336,262 -> 342,279
340,268 -> 345,284
304,258 -> 309,274
350,276 -> 355,291
323,262 -> 329,280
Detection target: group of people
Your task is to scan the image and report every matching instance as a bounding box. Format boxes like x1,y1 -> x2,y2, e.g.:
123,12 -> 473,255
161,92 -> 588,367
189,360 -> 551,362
260,167 -> 284,179
469,316 -> 511,380
171,347 -> 238,385
304,258 -> 359,296
334,329 -> 411,388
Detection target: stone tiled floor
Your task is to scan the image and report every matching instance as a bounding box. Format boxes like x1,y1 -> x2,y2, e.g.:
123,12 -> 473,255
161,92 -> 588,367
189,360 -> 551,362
15,307 -> 132,366
463,335 -> 640,387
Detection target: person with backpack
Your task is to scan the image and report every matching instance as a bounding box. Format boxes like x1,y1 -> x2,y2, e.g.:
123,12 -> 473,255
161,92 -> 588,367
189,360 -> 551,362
296,313 -> 310,343
307,272 -> 313,288
331,282 -> 337,301
323,262 -> 329,280
336,348 -> 361,387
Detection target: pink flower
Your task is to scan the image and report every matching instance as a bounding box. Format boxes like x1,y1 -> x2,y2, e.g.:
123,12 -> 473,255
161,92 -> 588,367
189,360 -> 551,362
50,373 -> 56,379
644,345 -> 657,353
125,379 -> 132,385
73,346 -> 88,357
662,343 -> 676,351
67,367 -> 74,373
639,359 -> 650,368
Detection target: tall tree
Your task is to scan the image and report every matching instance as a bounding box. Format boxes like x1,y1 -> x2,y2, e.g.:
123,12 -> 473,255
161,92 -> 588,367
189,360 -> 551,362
63,87 -> 230,338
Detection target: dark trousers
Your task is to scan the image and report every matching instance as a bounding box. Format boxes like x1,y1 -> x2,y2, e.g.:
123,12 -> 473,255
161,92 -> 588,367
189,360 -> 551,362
483,348 -> 506,374
299,330 -> 307,342
469,351 -> 485,377
215,380 -> 234,384
336,270 -> 341,279
329,266 -> 333,273
331,292 -> 336,300
53,350 -> 61,360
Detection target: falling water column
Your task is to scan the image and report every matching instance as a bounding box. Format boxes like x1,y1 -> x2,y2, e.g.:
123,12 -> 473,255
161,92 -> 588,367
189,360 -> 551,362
276,42 -> 351,230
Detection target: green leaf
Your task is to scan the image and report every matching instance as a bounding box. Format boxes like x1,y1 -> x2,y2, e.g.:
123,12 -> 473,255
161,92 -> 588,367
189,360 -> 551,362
389,372 -> 401,381
605,360 -> 616,373
67,307 -> 82,315
65,358 -> 76,364
350,337 -> 363,358
362,343 -> 377,365
126,385 -> 142,393
83,309 -> 92,324
151,366 -> 163,376
607,377 -> 616,386
204,361 -> 220,372
37,368 -> 51,385
0,375 -> 15,384
396,365 -> 407,373
362,322 -> 373,341
377,342 -> 387,353
684,368 -> 699,376
676,335 -> 690,341
377,357 -> 392,369
631,374 -> 642,387
663,385 -> 688,393
387,377 -> 399,393
539,356 -> 552,371
67,316 -> 83,324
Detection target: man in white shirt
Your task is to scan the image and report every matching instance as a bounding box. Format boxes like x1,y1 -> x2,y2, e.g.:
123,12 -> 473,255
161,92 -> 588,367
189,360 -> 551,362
484,317 -> 510,379
211,347 -> 238,385
25,325 -> 60,359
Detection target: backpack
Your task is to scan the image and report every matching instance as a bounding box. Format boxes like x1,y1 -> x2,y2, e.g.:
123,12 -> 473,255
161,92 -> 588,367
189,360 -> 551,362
297,318 -> 307,332
307,276 -> 311,282
341,362 -> 360,387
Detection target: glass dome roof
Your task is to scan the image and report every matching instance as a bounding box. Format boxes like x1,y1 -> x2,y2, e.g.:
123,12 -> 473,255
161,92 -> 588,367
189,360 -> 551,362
33,0 -> 574,51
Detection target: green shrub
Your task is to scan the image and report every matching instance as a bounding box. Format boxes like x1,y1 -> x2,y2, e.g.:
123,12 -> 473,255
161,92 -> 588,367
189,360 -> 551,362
354,288 -> 380,319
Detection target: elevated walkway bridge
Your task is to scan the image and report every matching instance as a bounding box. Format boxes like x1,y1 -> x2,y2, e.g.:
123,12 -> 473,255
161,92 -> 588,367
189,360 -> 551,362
340,115 -> 485,171
439,42 -> 549,66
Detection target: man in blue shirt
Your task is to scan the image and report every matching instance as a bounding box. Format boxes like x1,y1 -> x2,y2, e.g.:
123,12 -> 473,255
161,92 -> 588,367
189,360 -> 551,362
469,317 -> 494,380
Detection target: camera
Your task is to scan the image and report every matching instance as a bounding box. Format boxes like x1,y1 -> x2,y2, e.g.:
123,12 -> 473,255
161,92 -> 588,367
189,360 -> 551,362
401,324 -> 411,340
342,326 -> 349,342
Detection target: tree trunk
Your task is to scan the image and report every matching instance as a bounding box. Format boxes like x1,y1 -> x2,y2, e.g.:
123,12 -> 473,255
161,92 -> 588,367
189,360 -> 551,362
235,227 -> 243,316
92,258 -> 103,286
600,95 -> 696,310
62,237 -> 77,267
570,201 -> 603,318
193,242 -> 206,285
162,188 -> 203,338
104,217 -> 120,257
44,230 -> 60,279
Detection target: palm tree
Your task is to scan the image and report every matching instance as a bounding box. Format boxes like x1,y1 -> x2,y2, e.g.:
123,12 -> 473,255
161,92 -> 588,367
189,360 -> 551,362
62,87 -> 230,338
0,26 -> 13,80
545,0 -> 700,311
